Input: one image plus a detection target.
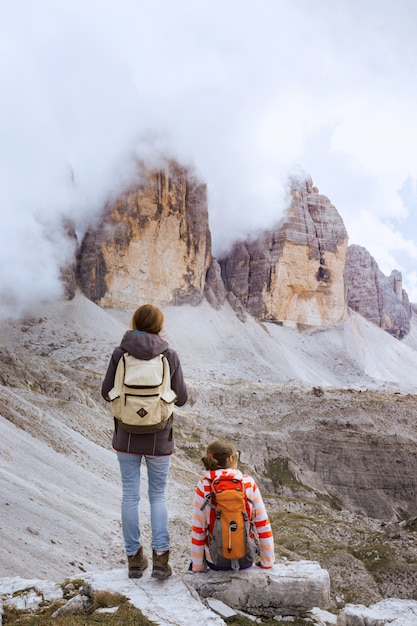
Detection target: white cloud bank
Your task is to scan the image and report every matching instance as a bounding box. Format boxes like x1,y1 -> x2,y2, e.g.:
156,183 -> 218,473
1,0 -> 417,318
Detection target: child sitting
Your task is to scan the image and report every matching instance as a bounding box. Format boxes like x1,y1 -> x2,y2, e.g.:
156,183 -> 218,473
190,438 -> 275,572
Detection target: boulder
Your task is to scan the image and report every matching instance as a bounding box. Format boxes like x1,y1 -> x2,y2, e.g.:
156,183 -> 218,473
183,560 -> 330,617
337,598 -> 417,625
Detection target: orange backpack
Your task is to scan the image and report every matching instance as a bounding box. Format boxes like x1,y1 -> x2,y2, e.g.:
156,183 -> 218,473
202,474 -> 258,571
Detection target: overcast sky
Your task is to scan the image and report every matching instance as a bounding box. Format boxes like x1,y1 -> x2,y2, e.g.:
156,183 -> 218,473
1,0 -> 417,318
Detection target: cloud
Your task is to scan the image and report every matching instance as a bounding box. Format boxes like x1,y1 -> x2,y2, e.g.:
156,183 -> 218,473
1,0 -> 417,317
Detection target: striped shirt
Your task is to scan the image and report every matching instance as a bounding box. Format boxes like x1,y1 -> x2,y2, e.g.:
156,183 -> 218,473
191,468 -> 275,571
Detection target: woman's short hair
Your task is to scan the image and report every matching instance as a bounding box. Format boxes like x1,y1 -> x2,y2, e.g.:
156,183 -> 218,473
131,304 -> 164,334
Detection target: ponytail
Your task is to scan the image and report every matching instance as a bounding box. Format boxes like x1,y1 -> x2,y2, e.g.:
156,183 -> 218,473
201,453 -> 220,471
201,439 -> 237,471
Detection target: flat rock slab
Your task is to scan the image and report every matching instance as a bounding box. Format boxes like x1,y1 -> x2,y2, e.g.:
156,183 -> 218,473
183,560 -> 330,617
85,569 -> 225,626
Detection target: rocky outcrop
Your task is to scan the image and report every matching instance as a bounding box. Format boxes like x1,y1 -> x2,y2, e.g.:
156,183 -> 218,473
2,571 -> 416,625
219,178 -> 349,328
77,160 -> 212,309
287,428 -> 417,520
60,220 -> 78,300
344,245 -> 412,339
183,561 -> 331,617
52,582 -> 94,617
338,598 -> 417,625
204,258 -> 227,310
74,164 -> 411,338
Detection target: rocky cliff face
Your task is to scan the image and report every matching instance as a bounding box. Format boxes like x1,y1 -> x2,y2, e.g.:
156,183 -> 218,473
344,245 -> 412,339
290,427 -> 417,519
77,160 -> 211,309
219,178 -> 349,328
74,164 -> 411,338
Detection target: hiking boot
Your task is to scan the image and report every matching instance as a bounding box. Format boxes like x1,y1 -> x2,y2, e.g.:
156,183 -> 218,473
128,546 -> 148,578
151,549 -> 172,579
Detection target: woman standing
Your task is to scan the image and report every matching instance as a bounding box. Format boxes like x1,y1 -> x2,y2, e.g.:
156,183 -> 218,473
102,304 -> 188,579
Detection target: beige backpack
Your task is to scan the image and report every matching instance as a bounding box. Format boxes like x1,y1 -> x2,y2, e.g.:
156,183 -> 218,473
108,353 -> 177,433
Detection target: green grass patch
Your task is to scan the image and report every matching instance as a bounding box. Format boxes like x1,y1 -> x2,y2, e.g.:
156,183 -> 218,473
265,457 -> 301,490
351,544 -> 396,574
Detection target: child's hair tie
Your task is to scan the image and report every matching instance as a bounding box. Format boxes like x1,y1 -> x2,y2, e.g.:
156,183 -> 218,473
207,453 -> 213,457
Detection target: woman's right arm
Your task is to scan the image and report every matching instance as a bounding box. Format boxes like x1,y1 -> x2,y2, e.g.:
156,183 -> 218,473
190,479 -> 207,572
251,481 -> 275,568
101,348 -> 123,401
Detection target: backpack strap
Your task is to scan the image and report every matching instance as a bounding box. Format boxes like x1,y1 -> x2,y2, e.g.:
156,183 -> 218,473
200,472 -> 215,511
200,492 -> 211,511
215,507 -> 222,550
160,355 -> 177,405
108,353 -> 128,401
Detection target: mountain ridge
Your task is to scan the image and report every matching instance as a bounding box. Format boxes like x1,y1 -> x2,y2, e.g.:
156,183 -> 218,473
70,161 -> 413,338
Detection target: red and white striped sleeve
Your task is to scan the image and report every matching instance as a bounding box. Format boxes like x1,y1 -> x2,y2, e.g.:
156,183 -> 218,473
243,476 -> 275,568
190,478 -> 209,571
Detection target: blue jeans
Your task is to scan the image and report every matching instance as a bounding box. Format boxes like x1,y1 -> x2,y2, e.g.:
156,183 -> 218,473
116,452 -> 171,556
